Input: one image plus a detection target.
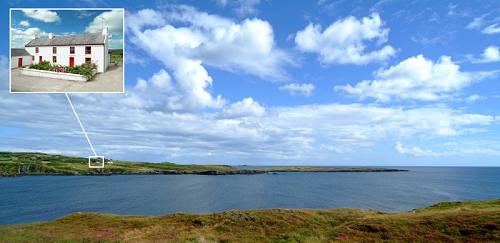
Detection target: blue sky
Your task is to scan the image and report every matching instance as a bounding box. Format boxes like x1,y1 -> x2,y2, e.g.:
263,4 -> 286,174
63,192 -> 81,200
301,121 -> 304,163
1,0 -> 500,166
10,8 -> 123,49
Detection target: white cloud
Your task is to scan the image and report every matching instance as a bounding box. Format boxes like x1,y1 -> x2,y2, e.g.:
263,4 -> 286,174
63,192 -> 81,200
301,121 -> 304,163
0,87 -> 495,164
127,9 -> 166,31
214,0 -> 261,17
279,83 -> 315,97
21,9 -> 60,23
465,94 -> 485,103
465,15 -> 500,35
19,20 -> 30,27
482,24 -> 500,34
127,7 -> 292,111
85,9 -> 123,34
395,141 -> 437,157
294,13 -> 396,65
466,16 -> 484,30
481,46 -> 500,61
224,97 -> 265,118
335,55 -> 492,102
234,0 -> 261,17
10,27 -> 46,47
134,66 -> 224,111
472,46 -> 500,63
134,69 -> 173,93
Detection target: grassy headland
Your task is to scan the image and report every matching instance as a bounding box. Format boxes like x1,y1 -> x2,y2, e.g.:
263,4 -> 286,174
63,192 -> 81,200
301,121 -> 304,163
0,199 -> 498,242
0,152 -> 407,176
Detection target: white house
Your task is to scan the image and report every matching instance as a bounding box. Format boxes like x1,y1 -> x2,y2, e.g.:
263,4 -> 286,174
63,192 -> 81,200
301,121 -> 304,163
11,48 -> 32,69
25,27 -> 109,73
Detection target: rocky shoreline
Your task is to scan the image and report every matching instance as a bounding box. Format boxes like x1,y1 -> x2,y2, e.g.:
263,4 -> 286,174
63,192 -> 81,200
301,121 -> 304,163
1,168 -> 409,177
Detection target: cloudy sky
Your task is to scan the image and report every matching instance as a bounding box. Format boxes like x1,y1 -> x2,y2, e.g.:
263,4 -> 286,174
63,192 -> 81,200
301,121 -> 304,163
1,0 -> 500,166
10,8 -> 123,49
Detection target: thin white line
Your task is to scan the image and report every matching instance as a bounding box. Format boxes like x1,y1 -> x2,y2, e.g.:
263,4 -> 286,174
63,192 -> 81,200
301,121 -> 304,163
65,93 -> 97,156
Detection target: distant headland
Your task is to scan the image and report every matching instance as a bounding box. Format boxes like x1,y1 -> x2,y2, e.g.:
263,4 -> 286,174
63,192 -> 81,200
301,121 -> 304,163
0,152 -> 408,177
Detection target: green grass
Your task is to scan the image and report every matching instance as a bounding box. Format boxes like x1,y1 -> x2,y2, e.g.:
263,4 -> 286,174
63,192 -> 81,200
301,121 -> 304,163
0,152 -> 407,176
0,199 -> 498,242
109,49 -> 123,63
0,152 -> 235,176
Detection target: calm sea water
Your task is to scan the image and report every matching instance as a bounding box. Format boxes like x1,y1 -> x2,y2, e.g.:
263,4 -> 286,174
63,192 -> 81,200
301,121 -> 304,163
1,167 -> 499,225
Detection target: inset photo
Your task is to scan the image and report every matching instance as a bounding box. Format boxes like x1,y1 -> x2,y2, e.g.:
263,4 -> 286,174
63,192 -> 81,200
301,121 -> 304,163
9,8 -> 124,93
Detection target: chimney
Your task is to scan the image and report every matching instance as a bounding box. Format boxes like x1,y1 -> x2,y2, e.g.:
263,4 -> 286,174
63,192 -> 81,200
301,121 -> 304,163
102,26 -> 108,36
48,33 -> 54,39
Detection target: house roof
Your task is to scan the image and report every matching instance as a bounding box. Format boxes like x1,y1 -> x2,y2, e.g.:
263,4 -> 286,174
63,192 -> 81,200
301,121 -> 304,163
11,48 -> 31,57
25,32 -> 105,47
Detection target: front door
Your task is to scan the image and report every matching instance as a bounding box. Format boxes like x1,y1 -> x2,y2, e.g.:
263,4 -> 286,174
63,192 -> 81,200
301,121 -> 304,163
39,56 -> 42,63
69,57 -> 74,67
18,57 -> 22,67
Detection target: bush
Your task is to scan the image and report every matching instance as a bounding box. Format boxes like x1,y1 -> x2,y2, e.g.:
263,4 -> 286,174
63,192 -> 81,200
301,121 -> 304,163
79,66 -> 94,79
29,60 -> 97,80
29,61 -> 52,71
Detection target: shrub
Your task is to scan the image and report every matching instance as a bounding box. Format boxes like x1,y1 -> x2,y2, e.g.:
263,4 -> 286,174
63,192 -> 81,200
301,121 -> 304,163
29,61 -> 97,80
79,66 -> 94,79
79,62 -> 97,79
29,61 -> 52,71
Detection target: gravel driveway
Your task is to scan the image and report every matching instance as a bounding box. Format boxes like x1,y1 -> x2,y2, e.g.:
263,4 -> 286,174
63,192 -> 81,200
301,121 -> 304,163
10,63 -> 124,93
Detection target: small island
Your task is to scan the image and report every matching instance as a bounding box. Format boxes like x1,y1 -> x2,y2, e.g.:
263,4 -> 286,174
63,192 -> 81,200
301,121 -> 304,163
0,152 -> 408,177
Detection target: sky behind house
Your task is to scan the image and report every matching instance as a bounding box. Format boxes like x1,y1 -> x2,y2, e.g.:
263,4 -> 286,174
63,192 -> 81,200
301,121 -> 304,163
1,0 -> 500,166
10,9 -> 123,49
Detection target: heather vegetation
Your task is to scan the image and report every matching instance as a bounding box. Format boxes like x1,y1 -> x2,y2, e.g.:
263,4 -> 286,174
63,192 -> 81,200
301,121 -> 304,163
0,199 -> 498,242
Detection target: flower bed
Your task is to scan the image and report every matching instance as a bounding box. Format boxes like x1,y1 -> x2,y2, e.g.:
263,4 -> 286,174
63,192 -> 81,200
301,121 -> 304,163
28,61 -> 97,80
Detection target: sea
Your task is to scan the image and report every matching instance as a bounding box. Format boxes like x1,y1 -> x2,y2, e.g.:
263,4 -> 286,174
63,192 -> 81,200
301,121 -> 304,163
1,166 -> 499,225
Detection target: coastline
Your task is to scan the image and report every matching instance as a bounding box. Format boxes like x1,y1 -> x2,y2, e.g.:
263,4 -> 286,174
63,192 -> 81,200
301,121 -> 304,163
0,152 -> 408,177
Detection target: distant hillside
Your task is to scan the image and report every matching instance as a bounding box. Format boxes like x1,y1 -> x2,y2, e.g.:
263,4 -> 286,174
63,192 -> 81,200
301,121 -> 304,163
0,199 -> 498,242
0,152 -> 407,176
108,49 -> 123,54
0,152 -> 252,176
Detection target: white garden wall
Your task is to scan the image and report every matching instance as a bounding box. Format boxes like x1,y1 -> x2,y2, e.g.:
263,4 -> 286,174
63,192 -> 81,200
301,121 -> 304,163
21,68 -> 89,82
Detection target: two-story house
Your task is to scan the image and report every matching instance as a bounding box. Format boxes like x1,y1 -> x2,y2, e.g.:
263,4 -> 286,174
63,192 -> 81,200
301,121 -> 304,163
25,27 -> 109,73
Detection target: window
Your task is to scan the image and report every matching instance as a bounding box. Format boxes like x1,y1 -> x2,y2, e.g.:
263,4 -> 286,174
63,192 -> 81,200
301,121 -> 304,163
70,46 -> 75,54
52,56 -> 57,63
32,56 -> 34,61
53,47 -> 57,54
85,46 -> 91,54
35,47 -> 38,53
85,57 -> 91,63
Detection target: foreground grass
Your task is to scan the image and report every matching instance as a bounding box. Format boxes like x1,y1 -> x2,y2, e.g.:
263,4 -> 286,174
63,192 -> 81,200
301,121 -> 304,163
0,199 -> 498,242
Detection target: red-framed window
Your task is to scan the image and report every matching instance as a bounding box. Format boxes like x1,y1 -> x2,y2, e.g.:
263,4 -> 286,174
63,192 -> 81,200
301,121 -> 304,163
85,46 -> 91,54
85,57 -> 91,63
70,46 -> 75,54
32,56 -> 34,61
53,47 -> 57,54
35,47 -> 38,53
52,56 -> 57,63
